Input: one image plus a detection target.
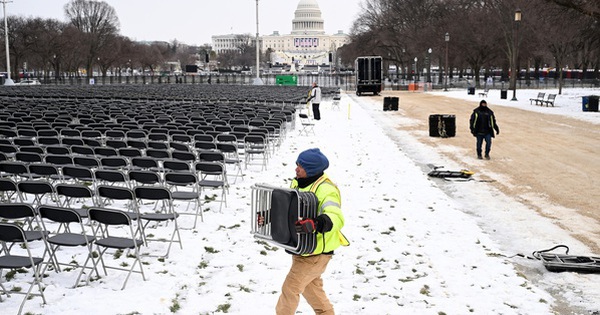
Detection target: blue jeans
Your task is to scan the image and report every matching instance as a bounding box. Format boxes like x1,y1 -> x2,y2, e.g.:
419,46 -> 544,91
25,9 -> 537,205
476,134 -> 492,156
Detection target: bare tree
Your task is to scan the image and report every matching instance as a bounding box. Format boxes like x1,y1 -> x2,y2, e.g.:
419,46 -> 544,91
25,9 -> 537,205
64,0 -> 120,77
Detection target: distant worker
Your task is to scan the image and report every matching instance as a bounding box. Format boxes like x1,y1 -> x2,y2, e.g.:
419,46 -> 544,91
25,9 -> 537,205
306,82 -> 322,120
469,100 -> 500,160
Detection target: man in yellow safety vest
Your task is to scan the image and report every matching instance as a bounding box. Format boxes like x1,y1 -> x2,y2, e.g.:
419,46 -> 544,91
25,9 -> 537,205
276,148 -> 349,315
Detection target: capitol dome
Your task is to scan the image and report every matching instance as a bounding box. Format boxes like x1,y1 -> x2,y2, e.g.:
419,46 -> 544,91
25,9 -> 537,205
291,0 -> 325,35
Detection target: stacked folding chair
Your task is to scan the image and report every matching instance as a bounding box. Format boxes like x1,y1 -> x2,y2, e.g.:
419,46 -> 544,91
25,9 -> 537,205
250,184 -> 318,255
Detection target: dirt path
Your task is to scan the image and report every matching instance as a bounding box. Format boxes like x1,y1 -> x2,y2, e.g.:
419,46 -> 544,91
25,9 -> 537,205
372,91 -> 600,252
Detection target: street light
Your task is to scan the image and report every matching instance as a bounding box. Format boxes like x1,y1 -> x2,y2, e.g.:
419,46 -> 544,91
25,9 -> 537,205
414,57 -> 418,82
444,32 -> 449,91
253,0 -> 263,85
2,0 -> 14,85
511,8 -> 522,101
426,48 -> 432,83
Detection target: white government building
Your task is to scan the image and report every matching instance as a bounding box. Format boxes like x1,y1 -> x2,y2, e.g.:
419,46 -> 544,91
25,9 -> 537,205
211,0 -> 349,68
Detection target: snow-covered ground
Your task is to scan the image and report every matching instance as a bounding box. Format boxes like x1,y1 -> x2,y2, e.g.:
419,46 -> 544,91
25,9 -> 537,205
3,87 -> 599,314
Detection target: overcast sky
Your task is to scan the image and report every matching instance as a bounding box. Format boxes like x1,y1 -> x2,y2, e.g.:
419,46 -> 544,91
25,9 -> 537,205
5,0 -> 363,45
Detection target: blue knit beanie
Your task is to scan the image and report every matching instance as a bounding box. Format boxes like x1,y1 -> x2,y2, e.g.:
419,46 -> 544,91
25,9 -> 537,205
296,148 -> 329,177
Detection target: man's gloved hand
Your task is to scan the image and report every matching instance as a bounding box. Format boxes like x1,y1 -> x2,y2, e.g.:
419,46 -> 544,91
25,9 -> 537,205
295,218 -> 315,234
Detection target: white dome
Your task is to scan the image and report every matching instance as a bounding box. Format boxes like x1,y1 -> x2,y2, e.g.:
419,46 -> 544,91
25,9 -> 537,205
292,0 -> 325,35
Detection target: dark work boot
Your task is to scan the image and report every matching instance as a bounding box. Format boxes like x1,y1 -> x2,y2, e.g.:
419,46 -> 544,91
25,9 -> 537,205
477,154 -> 483,159
485,154 -> 490,160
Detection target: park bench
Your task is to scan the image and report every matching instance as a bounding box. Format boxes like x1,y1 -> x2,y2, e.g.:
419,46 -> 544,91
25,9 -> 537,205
529,92 -> 545,105
478,88 -> 489,97
543,94 -> 557,107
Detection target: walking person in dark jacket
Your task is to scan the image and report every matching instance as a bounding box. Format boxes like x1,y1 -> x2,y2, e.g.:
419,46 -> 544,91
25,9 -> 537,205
469,100 -> 500,159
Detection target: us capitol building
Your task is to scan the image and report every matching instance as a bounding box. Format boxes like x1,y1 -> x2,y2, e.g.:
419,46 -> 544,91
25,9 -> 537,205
211,0 -> 349,68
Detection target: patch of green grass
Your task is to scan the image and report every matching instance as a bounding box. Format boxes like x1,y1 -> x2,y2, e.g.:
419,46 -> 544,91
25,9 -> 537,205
353,294 -> 361,301
216,303 -> 231,313
169,294 -> 181,313
114,249 -> 123,259
237,264 -> 244,272
205,246 -> 220,254
420,285 -> 430,296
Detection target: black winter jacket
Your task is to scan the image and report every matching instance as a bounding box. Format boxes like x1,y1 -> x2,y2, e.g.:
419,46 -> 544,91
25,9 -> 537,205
470,106 -> 500,137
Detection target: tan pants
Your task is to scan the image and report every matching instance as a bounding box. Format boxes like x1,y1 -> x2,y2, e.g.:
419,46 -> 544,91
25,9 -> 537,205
276,254 -> 334,315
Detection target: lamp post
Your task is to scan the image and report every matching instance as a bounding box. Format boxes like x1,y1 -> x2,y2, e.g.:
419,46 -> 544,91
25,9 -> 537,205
414,57 -> 418,83
444,32 -> 449,91
253,0 -> 263,85
402,48 -> 406,80
426,48 -> 432,83
511,8 -> 522,101
2,0 -> 13,85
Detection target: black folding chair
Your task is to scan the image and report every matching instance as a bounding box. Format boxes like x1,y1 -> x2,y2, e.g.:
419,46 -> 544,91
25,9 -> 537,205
195,161 -> 228,212
80,208 -> 146,290
133,186 -> 182,258
164,172 -> 203,228
0,203 -> 47,242
37,206 -> 97,287
0,223 -> 47,314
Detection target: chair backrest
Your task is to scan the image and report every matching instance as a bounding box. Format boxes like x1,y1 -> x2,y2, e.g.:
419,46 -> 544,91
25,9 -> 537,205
148,141 -> 169,150
169,142 -> 189,152
45,154 -> 74,166
172,150 -> 196,163
88,207 -> 131,226
61,137 -> 85,146
45,145 -> 71,155
56,183 -> 94,199
97,185 -> 135,201
15,152 -> 43,164
128,170 -> 162,185
39,205 -> 81,224
28,163 -> 60,177
198,151 -> 225,162
165,172 -> 197,186
216,134 -> 237,143
19,146 -> 45,154
146,149 -> 171,159
216,143 -> 238,154
0,161 -> 29,175
126,130 -> 147,139
193,134 -> 214,142
126,140 -> 147,151
163,160 -> 190,172
194,141 -> 217,151
131,157 -> 159,170
134,186 -> 172,201
73,156 -> 101,168
118,148 -> 142,158
62,165 -> 94,181
106,139 -> 129,149
95,169 -> 128,184
0,222 -> 27,242
195,161 -> 225,174
101,156 -> 129,169
0,177 -> 18,192
94,147 -> 118,157
0,203 -> 36,219
71,145 -> 95,156
0,143 -> 18,154
17,180 -> 54,194
148,133 -> 169,141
